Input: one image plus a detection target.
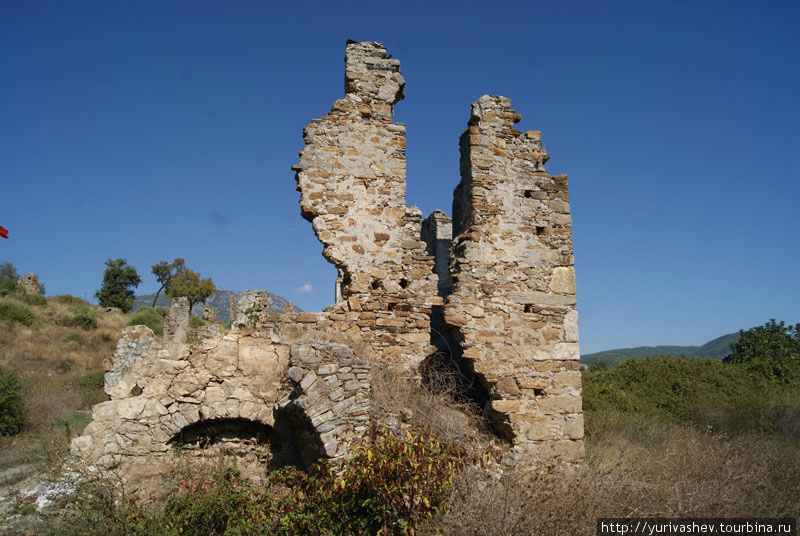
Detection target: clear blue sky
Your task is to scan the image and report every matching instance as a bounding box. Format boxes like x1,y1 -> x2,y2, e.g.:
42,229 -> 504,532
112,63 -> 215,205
2,1 -> 798,353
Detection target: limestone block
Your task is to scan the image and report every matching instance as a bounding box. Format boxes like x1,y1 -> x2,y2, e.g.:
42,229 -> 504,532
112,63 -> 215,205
549,267 -> 576,294
532,343 -> 580,361
564,309 -> 579,342
537,395 -> 582,415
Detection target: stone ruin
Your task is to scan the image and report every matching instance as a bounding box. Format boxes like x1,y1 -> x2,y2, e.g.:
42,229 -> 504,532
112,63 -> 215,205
71,40 -> 582,485
17,273 -> 43,295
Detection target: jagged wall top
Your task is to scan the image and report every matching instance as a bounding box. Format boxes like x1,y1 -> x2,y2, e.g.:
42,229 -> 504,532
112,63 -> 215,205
344,40 -> 405,119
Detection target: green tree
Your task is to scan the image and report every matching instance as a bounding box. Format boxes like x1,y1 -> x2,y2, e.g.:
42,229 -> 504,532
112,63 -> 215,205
150,258 -> 185,307
165,263 -> 215,315
95,258 -> 141,313
729,319 -> 800,381
0,261 -> 19,296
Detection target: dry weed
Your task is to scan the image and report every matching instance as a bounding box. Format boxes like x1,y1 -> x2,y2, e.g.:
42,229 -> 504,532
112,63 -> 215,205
0,297 -> 127,472
370,363 -> 492,448
422,423 -> 800,536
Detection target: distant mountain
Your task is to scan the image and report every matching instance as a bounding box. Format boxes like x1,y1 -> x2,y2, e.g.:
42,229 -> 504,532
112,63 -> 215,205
581,332 -> 740,365
133,287 -> 301,323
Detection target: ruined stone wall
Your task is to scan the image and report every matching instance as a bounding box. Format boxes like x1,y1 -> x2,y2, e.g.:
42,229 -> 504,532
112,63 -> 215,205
71,306 -> 373,485
293,41 -> 440,369
445,96 -> 583,464
17,273 -> 43,295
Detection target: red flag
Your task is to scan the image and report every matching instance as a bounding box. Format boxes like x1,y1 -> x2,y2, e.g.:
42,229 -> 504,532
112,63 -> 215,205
0,226 -> 7,239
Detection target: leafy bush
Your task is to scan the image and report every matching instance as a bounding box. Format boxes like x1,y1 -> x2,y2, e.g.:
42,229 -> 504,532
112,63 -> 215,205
129,307 -> 167,335
0,299 -> 40,327
188,315 -> 205,328
57,427 -> 476,536
583,355 -> 800,436
60,306 -> 100,330
268,427 -> 472,535
62,313 -> 98,330
75,370 -> 106,392
0,364 -> 23,435
729,319 -> 800,382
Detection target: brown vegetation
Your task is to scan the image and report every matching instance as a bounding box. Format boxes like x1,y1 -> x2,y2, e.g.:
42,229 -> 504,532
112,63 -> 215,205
0,295 -> 124,477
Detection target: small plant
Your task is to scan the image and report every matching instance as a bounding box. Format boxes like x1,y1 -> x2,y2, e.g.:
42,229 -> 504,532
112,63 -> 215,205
0,364 -> 23,436
244,305 -> 259,329
188,315 -> 205,328
65,331 -> 85,347
98,330 -> 112,342
0,299 -> 40,327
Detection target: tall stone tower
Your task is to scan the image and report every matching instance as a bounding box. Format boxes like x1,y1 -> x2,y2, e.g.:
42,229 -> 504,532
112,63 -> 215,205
293,41 -> 440,369
445,96 -> 583,463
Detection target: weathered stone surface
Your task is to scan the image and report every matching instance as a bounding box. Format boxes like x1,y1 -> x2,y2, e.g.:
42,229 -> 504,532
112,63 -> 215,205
163,297 -> 189,344
293,40 -> 438,371
202,306 -> 218,322
17,273 -> 42,295
444,95 -> 583,462
549,267 -> 576,294
104,325 -> 157,397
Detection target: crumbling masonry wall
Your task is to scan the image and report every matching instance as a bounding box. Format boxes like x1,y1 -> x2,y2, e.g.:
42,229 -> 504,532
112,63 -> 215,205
71,41 -> 583,483
292,41 -> 440,370
444,96 -> 583,463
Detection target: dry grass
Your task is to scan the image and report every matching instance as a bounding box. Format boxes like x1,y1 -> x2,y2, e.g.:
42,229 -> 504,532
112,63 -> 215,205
421,420 -> 800,536
0,296 -> 126,472
370,363 -> 493,449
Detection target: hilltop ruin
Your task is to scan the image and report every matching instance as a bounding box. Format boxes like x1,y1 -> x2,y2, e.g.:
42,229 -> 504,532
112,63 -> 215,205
71,40 -> 583,483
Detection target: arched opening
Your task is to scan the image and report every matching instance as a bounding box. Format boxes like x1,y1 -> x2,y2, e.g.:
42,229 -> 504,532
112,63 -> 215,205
168,417 -> 290,470
168,417 -> 274,448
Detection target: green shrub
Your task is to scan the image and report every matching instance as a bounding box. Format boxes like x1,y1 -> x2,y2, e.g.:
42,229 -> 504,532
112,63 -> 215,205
0,365 -> 23,436
98,330 -> 112,342
75,370 -> 106,392
129,307 -> 165,335
0,300 -> 40,327
188,316 -> 205,328
583,355 -> 800,437
65,332 -> 85,346
62,313 -> 98,330
60,305 -> 100,330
